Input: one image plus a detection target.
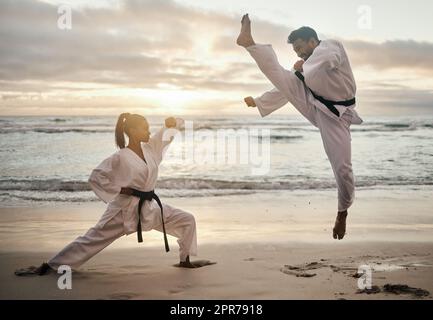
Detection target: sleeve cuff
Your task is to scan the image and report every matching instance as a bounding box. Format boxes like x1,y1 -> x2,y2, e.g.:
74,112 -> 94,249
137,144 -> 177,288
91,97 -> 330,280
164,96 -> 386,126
253,97 -> 267,118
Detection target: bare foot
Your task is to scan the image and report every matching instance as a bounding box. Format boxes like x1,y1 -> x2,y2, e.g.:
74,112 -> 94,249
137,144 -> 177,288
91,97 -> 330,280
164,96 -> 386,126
333,211 -> 348,240
15,262 -> 53,276
236,14 -> 255,47
177,261 -> 198,268
35,262 -> 53,275
174,256 -> 217,268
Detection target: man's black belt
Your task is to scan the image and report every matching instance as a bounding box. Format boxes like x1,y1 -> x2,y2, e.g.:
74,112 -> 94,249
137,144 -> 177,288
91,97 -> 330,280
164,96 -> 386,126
294,71 -> 355,117
130,188 -> 170,252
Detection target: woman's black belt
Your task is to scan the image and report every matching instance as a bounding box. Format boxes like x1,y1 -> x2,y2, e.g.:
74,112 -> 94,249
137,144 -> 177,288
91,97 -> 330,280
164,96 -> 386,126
130,188 -> 170,252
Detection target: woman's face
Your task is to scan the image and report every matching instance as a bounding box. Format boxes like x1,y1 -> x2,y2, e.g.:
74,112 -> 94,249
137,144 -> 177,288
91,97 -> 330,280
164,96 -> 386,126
130,118 -> 150,143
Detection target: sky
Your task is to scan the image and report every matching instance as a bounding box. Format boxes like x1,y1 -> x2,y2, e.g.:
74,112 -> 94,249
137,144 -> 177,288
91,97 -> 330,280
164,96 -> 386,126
1,0 -> 433,116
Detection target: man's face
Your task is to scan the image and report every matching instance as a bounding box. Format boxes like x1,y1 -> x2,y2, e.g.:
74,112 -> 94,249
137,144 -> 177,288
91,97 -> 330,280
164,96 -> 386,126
291,38 -> 317,61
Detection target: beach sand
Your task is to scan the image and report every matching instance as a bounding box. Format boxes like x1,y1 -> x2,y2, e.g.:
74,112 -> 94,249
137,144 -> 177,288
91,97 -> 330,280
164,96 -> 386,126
1,188 -> 432,300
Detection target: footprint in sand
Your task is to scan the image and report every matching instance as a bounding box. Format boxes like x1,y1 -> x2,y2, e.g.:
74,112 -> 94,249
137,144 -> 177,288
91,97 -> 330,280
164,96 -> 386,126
383,284 -> 430,298
244,257 -> 256,261
168,289 -> 185,295
281,269 -> 317,277
106,292 -> 139,300
356,285 -> 381,295
280,262 -> 326,277
356,284 -> 430,298
169,284 -> 192,294
281,261 -> 358,278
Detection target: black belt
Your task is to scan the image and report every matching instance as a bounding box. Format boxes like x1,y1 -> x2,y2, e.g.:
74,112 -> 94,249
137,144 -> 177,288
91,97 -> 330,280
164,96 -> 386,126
130,188 -> 170,252
294,71 -> 355,117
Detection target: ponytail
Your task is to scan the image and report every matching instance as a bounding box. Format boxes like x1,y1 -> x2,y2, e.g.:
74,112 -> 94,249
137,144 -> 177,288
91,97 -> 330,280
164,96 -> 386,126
115,113 -> 130,148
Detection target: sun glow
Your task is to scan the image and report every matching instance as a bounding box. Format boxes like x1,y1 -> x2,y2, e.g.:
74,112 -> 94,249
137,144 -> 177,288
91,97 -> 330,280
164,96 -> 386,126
123,87 -> 217,114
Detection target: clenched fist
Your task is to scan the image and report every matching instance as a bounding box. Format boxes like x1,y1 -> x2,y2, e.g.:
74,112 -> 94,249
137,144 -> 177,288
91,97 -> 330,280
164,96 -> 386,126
165,117 -> 177,128
244,96 -> 256,107
294,60 -> 304,72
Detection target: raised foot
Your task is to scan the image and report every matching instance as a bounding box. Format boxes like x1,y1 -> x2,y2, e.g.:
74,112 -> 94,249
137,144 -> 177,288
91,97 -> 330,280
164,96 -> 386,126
236,14 -> 255,47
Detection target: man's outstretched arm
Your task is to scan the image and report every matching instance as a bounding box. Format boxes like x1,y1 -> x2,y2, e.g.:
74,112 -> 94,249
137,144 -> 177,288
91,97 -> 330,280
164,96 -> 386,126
244,88 -> 289,117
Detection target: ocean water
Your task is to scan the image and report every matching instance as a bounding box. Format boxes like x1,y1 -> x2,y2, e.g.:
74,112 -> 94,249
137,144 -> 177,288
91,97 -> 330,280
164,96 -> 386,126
0,114 -> 432,206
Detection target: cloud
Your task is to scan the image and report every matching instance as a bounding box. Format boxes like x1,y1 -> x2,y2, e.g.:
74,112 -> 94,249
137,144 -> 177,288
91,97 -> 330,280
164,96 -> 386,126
0,0 -> 432,115
0,0 -> 295,91
344,39 -> 433,75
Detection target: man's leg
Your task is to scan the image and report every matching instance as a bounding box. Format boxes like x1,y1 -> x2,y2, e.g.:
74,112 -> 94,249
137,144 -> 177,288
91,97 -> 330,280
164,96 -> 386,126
237,14 -> 354,239
237,14 -> 319,126
316,110 -> 355,239
47,211 -> 126,270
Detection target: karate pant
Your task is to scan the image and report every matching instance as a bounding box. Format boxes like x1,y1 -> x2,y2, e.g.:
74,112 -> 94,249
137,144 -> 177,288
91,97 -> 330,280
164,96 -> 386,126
247,44 -> 355,212
47,203 -> 198,270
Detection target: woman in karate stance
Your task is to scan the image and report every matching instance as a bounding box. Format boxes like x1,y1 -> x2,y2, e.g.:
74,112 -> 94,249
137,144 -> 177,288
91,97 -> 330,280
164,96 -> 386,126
20,113 -> 210,276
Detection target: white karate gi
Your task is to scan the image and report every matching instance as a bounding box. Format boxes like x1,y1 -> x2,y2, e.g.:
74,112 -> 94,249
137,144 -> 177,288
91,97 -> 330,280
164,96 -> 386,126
48,120 -> 197,270
246,40 -> 362,212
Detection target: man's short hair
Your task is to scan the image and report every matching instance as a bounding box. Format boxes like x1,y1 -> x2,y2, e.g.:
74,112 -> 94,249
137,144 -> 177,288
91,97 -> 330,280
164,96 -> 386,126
288,26 -> 319,44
